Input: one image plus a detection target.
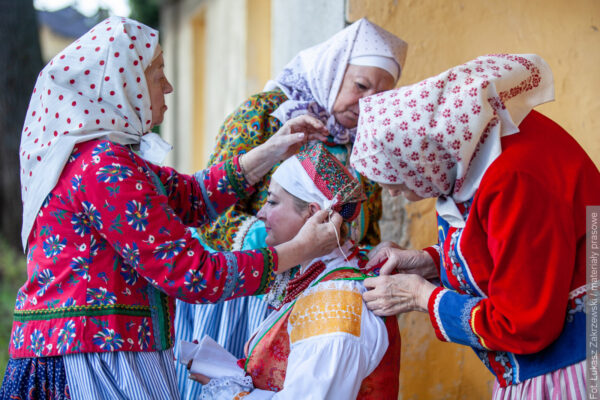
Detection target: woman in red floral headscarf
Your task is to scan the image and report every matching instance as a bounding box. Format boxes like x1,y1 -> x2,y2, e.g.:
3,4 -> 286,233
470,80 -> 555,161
351,54 -> 599,398
0,16 -> 342,400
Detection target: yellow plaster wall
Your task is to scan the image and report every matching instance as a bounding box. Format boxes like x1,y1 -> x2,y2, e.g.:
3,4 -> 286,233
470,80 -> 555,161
246,0 -> 271,95
348,0 -> 599,398
192,12 -> 207,172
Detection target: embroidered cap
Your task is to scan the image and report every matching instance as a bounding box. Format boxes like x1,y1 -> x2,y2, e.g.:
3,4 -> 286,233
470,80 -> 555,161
272,142 -> 366,221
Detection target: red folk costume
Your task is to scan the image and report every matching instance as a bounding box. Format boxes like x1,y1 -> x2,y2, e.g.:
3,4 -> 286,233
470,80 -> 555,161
352,54 -> 596,395
11,17 -> 276,360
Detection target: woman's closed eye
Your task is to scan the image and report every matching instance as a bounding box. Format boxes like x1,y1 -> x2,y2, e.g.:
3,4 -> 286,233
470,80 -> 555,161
356,82 -> 368,91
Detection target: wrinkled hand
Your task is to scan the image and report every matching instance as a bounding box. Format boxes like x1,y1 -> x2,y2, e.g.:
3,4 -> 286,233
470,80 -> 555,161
241,115 -> 329,185
274,210 -> 343,273
266,114 -> 329,162
367,240 -> 402,260
367,245 -> 438,278
362,274 -> 436,316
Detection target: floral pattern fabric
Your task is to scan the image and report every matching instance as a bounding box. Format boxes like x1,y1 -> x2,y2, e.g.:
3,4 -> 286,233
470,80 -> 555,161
10,139 -> 276,359
197,89 -> 382,251
0,356 -> 70,399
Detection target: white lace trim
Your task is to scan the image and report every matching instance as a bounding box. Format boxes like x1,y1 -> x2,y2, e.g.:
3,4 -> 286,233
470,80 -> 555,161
231,216 -> 259,251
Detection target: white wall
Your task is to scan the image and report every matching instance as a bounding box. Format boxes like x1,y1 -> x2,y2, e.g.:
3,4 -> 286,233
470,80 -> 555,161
271,0 -> 346,76
161,0 -> 348,172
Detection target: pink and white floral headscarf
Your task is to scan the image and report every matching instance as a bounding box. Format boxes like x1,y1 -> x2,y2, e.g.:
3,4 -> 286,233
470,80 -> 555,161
264,18 -> 408,144
350,54 -> 554,226
20,17 -> 161,249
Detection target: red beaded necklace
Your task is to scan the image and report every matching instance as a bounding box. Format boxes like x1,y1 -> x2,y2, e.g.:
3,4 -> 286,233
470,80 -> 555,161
280,245 -> 360,306
281,261 -> 327,305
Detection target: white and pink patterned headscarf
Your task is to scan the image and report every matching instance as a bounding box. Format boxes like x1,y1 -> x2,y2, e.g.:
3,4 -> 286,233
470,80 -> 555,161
20,17 -> 162,249
350,54 -> 554,226
264,18 -> 408,144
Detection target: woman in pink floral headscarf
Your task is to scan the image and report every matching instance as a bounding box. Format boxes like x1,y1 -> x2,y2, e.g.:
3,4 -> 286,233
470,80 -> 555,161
0,16 -> 342,400
351,54 -> 599,398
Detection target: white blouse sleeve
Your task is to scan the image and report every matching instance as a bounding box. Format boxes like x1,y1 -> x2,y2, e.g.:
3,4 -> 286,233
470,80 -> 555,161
201,280 -> 389,400
269,279 -> 388,399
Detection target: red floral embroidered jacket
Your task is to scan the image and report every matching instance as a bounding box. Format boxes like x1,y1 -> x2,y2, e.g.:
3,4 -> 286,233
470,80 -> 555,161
10,139 -> 276,358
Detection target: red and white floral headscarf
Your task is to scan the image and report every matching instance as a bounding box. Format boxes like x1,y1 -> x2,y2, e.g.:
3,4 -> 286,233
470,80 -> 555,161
350,54 -> 554,226
20,17 -> 160,249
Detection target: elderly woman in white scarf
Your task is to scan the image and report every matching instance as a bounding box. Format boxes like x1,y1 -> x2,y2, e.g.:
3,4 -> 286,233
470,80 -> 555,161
175,18 -> 407,398
0,17 -> 344,400
351,54 -> 598,398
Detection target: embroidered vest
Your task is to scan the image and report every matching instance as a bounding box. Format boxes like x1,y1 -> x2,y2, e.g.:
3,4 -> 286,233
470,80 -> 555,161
243,267 -> 401,398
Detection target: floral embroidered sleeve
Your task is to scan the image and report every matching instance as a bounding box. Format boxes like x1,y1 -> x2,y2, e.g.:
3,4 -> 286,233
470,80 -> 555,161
76,140 -> 276,302
428,172 -> 579,353
197,90 -> 287,251
146,154 -> 253,227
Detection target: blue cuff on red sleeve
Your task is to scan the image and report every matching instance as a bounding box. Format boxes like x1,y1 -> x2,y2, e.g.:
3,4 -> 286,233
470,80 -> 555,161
428,287 -> 487,350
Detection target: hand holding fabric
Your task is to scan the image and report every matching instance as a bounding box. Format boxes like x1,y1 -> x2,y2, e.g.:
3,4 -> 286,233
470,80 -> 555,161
362,273 -> 436,316
367,245 -> 438,278
274,209 -> 343,273
241,115 -> 329,185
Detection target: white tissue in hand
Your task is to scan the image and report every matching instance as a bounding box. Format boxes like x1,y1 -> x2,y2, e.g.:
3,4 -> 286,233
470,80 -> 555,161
178,336 -> 245,379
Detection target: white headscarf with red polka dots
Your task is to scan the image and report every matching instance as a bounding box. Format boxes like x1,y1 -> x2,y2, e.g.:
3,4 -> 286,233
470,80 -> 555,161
350,54 -> 554,226
20,17 -> 160,249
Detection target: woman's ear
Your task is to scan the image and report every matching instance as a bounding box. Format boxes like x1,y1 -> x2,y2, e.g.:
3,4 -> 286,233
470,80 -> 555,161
307,202 -> 321,217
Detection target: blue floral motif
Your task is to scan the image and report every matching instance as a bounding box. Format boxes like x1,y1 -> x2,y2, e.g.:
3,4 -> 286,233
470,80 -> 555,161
92,142 -> 114,157
28,329 -> 45,356
121,242 -> 140,269
184,269 -> 207,293
71,201 -> 103,236
90,235 -> 103,256
92,328 -> 124,351
120,263 -> 139,286
15,290 -> 27,310
62,297 -> 76,307
96,163 -> 133,183
216,176 -> 232,194
71,175 -> 82,191
43,235 -> 66,258
125,200 -> 149,231
69,256 -> 91,281
86,287 -> 117,306
137,318 -> 151,350
57,321 -> 76,354
36,269 -> 55,296
154,239 -> 185,260
12,325 -> 24,349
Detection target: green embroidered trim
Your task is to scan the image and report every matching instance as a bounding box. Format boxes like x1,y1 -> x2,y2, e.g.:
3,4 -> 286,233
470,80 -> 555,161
224,158 -> 249,200
14,304 -> 152,322
256,247 -> 275,295
317,267 -> 368,282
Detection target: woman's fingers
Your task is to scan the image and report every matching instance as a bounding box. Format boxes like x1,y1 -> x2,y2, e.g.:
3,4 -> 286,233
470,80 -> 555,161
189,373 -> 211,385
287,114 -> 328,134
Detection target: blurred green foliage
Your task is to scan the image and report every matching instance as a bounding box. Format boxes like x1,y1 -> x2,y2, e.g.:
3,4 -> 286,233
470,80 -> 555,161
0,237 -> 27,379
129,0 -> 160,29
